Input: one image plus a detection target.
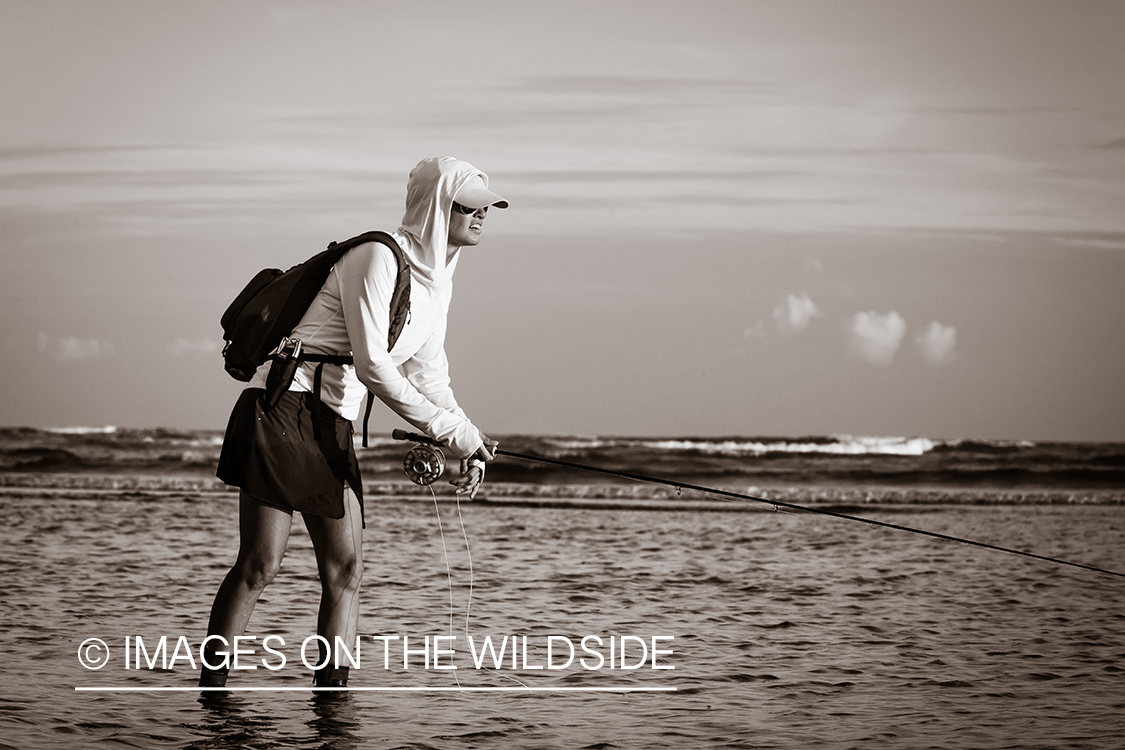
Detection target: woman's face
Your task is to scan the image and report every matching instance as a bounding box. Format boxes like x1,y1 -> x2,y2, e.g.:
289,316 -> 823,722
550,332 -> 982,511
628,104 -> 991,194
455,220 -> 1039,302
447,203 -> 488,247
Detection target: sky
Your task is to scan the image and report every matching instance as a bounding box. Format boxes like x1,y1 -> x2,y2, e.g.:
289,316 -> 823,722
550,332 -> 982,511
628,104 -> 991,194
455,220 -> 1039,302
1,0 -> 1123,441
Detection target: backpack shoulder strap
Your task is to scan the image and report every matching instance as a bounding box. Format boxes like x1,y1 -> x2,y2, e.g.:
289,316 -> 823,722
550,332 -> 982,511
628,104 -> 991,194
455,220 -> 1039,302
329,231 -> 412,448
328,231 -> 411,351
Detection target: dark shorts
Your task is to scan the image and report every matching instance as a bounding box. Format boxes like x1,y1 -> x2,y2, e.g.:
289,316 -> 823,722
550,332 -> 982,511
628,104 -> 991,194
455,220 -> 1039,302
216,388 -> 363,522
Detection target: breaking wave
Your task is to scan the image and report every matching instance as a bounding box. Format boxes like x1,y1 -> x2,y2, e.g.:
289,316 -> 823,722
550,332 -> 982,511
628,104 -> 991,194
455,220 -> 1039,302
2,427 -> 1122,499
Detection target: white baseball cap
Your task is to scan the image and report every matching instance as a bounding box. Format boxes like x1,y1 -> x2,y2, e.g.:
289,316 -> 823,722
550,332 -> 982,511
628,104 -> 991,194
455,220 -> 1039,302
454,172 -> 509,209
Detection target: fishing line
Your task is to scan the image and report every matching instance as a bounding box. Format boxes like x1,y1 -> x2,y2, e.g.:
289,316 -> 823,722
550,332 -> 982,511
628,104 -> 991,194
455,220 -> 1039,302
454,495 -> 474,638
395,430 -> 1124,580
427,484 -> 462,689
429,484 -> 530,690
453,494 -> 530,690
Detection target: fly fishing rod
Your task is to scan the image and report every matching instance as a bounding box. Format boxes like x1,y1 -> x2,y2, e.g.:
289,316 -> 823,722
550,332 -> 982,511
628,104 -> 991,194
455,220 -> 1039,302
390,430 -> 1125,579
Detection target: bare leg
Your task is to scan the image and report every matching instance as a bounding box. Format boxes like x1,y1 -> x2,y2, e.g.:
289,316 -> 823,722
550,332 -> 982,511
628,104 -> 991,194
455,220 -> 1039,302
202,492 -> 293,684
302,486 -> 364,681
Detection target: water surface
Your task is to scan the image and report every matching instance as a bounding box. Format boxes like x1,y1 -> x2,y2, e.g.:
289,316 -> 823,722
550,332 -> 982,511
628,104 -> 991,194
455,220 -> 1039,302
3,490 -> 1123,749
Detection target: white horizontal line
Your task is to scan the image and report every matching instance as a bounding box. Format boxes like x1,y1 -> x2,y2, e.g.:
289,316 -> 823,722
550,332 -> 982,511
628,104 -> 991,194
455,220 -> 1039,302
75,686 -> 677,692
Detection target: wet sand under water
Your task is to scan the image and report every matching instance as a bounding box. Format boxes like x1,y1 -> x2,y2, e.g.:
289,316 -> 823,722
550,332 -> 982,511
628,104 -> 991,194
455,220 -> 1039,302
2,491 -> 1123,749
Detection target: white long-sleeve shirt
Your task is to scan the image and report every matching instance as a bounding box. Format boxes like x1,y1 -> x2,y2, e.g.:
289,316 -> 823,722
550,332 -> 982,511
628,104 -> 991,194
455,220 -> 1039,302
247,233 -> 483,458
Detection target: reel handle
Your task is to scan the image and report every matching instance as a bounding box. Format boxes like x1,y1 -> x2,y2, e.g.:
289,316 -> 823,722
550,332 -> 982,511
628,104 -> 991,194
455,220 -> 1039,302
391,428 -> 440,446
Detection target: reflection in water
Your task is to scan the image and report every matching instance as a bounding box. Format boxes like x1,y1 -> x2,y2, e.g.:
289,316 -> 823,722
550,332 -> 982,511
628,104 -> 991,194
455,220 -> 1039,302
187,692 -> 277,750
308,693 -> 363,750
185,691 -> 361,750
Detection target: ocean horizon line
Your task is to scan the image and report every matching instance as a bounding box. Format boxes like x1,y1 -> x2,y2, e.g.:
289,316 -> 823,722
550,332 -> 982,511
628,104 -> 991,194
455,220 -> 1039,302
15,423 -> 1125,449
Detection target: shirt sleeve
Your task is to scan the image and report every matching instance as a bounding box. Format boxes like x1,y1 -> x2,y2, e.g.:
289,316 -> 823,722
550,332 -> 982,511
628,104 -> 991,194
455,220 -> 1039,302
337,242 -> 481,458
400,310 -> 464,417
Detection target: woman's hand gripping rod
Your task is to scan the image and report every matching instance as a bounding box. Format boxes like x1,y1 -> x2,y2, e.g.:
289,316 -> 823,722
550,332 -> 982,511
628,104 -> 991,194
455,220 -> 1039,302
392,430 -> 489,498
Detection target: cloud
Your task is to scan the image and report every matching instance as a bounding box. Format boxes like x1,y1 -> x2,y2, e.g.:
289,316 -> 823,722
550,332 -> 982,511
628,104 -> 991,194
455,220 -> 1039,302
167,338 -> 222,357
850,311 -> 906,366
1050,235 -> 1125,250
38,333 -> 115,361
916,321 -> 957,365
773,294 -> 822,332
515,75 -> 782,102
742,321 -> 768,341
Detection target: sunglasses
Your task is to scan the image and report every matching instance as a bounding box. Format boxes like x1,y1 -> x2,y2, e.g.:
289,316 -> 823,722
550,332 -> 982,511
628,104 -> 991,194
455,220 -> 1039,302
453,202 -> 487,215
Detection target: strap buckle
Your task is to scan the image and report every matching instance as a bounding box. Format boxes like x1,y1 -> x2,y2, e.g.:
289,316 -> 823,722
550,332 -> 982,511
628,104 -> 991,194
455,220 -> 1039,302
273,336 -> 303,361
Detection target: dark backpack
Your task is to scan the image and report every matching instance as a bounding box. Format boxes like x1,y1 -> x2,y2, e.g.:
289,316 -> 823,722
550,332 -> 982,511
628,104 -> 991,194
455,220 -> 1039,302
220,230 -> 411,445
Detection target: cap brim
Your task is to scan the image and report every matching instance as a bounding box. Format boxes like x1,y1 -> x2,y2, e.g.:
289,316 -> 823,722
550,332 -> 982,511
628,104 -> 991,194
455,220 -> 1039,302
454,187 -> 509,209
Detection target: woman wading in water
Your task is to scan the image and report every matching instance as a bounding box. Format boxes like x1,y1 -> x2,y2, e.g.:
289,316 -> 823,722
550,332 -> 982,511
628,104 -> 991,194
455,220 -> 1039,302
202,157 -> 504,687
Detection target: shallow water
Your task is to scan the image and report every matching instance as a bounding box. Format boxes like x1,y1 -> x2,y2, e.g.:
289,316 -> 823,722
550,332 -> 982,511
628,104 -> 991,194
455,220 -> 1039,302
3,491 -> 1124,749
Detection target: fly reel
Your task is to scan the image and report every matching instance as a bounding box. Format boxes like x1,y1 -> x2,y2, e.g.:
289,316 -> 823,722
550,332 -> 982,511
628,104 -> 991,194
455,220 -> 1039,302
403,443 -> 446,485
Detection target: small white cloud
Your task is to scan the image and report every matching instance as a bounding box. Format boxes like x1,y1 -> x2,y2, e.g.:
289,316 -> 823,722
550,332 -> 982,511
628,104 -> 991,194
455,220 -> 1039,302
38,333 -> 115,361
850,311 -> 906,366
773,294 -> 822,332
742,321 -> 767,341
167,338 -> 222,357
916,321 -> 957,365
803,258 -> 824,273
